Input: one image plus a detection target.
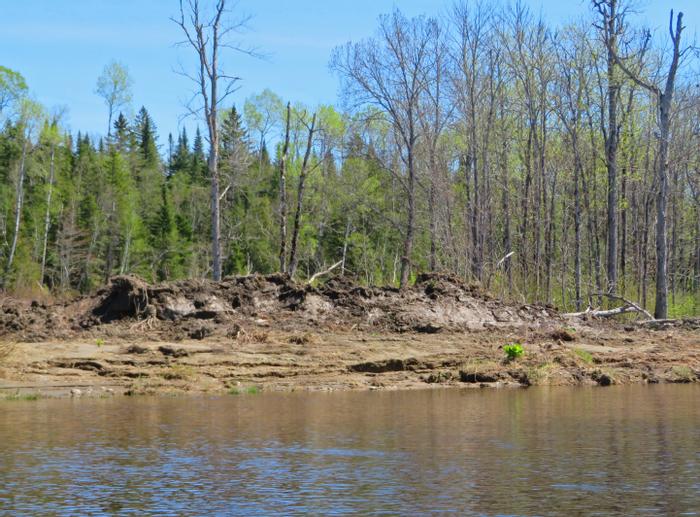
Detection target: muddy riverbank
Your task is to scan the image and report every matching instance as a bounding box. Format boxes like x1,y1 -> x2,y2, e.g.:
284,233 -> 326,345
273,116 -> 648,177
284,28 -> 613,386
0,274 -> 698,398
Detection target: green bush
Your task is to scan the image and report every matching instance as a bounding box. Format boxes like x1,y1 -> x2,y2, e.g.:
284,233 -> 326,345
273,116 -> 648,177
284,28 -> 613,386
504,343 -> 525,361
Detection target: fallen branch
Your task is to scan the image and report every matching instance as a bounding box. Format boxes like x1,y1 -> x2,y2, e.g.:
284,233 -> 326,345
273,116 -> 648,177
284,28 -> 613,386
563,306 -> 593,318
564,304 -> 649,319
307,260 -> 343,285
486,252 -> 516,289
594,292 -> 654,320
495,251 -> 515,269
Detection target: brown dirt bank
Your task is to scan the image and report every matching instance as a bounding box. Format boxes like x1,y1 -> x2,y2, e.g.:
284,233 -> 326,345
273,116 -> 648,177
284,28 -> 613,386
0,273 -> 698,398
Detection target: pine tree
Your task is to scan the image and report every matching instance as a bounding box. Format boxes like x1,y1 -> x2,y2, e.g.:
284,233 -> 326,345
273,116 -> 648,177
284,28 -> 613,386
150,182 -> 181,280
113,112 -> 129,151
134,106 -> 158,169
171,128 -> 190,176
192,127 -> 207,181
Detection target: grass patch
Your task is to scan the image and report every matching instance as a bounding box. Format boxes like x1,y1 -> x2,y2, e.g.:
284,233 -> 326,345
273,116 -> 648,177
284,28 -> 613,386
670,365 -> 696,383
228,385 -> 262,395
2,392 -> 40,402
573,348 -> 594,364
527,363 -> 556,385
161,364 -> 194,381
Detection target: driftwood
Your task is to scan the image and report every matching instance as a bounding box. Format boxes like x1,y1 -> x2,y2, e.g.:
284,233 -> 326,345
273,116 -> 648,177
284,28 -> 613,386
564,292 -> 654,320
307,260 -> 344,285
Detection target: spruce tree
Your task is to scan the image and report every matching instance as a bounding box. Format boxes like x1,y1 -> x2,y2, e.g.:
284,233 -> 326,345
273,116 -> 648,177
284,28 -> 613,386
113,112 -> 129,151
134,106 -> 158,168
192,127 -> 207,181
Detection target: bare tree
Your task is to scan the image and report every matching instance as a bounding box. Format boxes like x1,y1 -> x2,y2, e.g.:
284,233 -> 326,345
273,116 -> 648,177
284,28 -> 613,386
593,0 -> 626,295
332,10 -> 438,287
278,102 -> 291,273
173,0 -> 255,281
607,10 -> 686,318
288,111 -> 318,278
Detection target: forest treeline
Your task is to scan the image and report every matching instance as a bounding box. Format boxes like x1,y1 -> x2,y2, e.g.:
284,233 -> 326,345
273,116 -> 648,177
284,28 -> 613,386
0,0 -> 699,318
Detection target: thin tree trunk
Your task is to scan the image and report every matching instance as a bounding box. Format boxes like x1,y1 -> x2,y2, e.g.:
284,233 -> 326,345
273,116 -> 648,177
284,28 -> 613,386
278,103 -> 291,273
40,143 -> 56,284
288,113 -> 317,278
400,142 -> 416,288
4,137 -> 29,287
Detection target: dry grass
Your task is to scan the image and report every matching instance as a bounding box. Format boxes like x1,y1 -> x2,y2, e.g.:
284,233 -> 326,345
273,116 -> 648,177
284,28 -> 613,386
0,342 -> 17,361
288,333 -> 317,345
239,330 -> 270,344
161,364 -> 195,381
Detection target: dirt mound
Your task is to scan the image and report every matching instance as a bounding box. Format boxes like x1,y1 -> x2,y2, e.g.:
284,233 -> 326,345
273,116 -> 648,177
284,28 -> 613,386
0,273 -> 559,341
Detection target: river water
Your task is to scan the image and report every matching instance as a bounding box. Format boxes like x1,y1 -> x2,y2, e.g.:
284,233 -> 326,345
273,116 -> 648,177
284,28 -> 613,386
0,385 -> 698,516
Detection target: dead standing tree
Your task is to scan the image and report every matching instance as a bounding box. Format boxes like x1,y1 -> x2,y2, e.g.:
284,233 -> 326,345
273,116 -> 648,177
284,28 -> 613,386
607,10 -> 686,319
288,111 -> 318,278
331,10 -> 437,288
278,102 -> 291,273
173,0 -> 255,281
592,0 -> 626,295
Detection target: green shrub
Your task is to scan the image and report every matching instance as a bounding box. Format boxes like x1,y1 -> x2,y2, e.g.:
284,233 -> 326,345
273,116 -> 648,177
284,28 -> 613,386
504,343 -> 525,361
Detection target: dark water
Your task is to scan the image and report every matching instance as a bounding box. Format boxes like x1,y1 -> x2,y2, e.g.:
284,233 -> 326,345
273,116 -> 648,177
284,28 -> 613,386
0,385 -> 699,516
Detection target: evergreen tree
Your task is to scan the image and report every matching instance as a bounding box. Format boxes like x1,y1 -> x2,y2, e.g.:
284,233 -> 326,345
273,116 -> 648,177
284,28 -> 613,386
134,106 -> 158,169
191,127 -> 206,181
113,112 -> 129,151
171,128 -> 190,176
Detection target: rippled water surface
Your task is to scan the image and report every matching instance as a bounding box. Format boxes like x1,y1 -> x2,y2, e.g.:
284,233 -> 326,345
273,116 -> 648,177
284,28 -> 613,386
1,385 -> 699,515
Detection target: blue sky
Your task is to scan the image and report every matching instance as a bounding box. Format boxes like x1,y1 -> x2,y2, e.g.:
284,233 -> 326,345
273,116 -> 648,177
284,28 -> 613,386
1,0 -> 698,144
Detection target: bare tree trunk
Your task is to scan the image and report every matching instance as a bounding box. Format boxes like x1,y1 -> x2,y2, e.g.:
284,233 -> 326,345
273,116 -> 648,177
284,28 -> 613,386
606,9 -> 684,318
574,149 -> 583,311
209,143 -> 221,280
4,137 -> 29,287
40,143 -> 56,284
400,141 -> 416,288
341,219 -> 352,275
595,0 -> 621,294
173,0 -> 251,281
278,102 -> 291,273
288,112 -> 317,278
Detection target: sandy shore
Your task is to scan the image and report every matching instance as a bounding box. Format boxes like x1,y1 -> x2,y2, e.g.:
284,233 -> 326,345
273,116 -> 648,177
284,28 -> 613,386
1,322 -> 698,399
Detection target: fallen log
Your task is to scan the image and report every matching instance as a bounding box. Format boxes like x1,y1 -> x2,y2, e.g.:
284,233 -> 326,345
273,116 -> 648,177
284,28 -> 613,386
564,304 -> 641,318
564,292 -> 654,320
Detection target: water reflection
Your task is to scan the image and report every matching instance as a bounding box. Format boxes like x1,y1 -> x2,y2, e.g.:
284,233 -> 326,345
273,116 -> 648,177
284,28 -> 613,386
0,385 -> 698,515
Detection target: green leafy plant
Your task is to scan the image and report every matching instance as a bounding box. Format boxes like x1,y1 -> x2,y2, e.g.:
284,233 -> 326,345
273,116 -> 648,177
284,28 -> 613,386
503,343 -> 524,361
95,338 -> 105,348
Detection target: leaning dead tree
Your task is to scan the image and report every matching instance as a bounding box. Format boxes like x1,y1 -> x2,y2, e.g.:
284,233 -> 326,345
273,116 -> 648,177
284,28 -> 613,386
173,0 -> 255,281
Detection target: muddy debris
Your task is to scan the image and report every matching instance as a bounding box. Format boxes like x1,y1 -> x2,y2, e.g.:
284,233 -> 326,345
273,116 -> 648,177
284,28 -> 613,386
158,345 -> 190,358
0,272 -> 568,342
2,272 -> 699,398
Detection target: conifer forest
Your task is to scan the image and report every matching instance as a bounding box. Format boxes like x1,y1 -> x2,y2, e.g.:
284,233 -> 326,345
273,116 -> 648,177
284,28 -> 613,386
1,0 -> 699,320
